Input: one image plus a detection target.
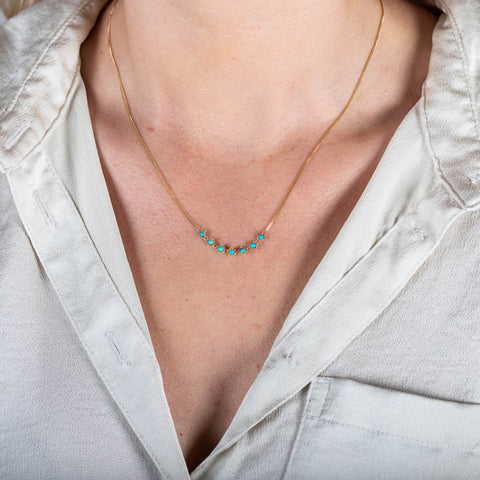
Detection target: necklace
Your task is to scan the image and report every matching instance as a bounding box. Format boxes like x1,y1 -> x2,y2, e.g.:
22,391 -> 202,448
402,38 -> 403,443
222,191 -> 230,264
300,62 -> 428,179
107,0 -> 384,256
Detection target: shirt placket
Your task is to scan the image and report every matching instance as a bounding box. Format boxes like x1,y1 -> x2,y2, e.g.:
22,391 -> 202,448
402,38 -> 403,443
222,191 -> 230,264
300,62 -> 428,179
6,146 -> 191,480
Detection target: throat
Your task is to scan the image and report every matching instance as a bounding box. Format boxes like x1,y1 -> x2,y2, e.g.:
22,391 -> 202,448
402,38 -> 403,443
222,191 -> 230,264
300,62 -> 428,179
101,0 -> 382,138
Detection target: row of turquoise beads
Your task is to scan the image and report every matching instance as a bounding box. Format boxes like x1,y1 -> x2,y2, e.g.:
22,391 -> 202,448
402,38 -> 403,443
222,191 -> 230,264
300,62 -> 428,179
198,231 -> 266,255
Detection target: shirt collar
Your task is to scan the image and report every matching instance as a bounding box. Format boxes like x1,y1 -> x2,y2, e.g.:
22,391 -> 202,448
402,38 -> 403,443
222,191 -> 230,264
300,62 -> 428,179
425,0 -> 480,208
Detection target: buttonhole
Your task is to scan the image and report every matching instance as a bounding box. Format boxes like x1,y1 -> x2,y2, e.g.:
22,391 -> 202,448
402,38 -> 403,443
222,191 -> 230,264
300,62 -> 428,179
410,226 -> 426,241
282,351 -> 297,366
32,188 -> 56,227
3,120 -> 31,150
468,173 -> 480,185
105,331 -> 130,366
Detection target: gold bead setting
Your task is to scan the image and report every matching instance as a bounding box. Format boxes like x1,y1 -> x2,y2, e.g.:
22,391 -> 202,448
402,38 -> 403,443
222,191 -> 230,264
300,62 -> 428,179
198,231 -> 266,255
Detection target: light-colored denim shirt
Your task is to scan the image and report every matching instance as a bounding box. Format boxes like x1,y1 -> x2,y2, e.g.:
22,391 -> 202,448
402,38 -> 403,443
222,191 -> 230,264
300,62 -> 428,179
1,0 -> 480,479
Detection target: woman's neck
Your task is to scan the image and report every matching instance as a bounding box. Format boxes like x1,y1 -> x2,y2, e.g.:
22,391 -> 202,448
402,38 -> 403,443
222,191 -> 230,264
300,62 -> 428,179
116,0 -> 361,88
83,0 -> 390,162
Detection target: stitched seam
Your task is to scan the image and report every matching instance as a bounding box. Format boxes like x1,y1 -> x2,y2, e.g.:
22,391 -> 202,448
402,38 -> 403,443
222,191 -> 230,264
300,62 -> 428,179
304,382 -> 333,421
318,384 -> 332,418
318,416 -> 480,454
421,85 -> 465,209
280,378 -> 329,480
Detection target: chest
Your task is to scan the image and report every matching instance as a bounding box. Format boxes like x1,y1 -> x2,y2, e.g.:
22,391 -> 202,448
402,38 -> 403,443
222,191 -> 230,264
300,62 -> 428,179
96,132 -> 385,472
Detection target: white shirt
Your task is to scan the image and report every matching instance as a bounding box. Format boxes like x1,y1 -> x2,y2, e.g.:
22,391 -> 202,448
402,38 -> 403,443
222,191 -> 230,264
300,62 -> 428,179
1,0 -> 480,479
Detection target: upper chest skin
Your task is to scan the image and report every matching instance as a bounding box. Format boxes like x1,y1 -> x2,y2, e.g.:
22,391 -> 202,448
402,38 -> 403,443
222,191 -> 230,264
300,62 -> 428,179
89,121 -> 409,473
94,128 -> 386,472
80,1 -> 437,472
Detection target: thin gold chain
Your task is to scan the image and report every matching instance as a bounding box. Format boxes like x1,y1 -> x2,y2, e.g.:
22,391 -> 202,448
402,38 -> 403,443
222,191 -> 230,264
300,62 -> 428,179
107,0 -> 384,254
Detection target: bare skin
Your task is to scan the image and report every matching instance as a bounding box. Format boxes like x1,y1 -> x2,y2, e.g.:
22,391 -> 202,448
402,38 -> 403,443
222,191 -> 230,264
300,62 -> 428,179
80,0 -> 437,472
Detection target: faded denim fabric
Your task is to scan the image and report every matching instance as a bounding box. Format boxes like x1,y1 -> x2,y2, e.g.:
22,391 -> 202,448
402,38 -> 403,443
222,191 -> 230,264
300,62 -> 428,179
1,0 -> 480,479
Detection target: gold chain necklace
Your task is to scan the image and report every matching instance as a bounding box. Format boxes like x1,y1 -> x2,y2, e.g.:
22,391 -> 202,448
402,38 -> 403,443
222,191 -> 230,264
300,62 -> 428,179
107,0 -> 384,256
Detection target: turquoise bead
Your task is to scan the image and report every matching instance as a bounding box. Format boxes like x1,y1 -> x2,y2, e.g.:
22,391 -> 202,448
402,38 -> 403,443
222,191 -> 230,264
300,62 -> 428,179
208,239 -> 214,245
250,242 -> 257,249
228,249 -> 235,255
258,234 -> 265,241
240,248 -> 247,254
217,246 -> 224,252
199,231 -> 205,237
